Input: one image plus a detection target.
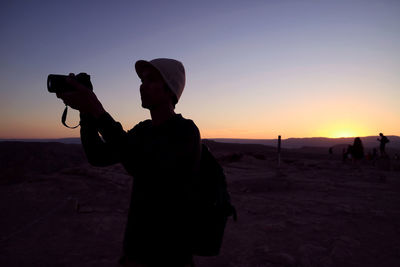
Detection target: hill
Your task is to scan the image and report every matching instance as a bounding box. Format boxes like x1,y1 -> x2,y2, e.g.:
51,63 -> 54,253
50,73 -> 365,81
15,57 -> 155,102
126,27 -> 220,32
212,135 -> 400,149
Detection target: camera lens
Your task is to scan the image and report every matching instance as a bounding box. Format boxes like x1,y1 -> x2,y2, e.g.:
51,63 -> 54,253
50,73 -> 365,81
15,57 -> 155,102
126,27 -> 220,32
47,74 -> 67,93
47,77 -> 52,92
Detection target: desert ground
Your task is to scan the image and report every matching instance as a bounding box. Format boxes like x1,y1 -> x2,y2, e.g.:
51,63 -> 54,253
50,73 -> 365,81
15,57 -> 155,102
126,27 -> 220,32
1,140 -> 399,267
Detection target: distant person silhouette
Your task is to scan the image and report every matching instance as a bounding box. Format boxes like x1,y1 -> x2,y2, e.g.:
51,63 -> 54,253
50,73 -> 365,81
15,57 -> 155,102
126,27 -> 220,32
56,58 -> 200,267
377,133 -> 389,157
351,137 -> 364,160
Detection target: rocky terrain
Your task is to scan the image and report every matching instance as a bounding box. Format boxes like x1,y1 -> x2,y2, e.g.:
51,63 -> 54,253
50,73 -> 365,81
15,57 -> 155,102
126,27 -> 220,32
1,141 -> 399,266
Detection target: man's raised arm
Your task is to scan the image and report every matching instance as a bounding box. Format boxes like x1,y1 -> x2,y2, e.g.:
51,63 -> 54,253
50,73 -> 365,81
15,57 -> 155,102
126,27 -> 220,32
80,112 -> 120,167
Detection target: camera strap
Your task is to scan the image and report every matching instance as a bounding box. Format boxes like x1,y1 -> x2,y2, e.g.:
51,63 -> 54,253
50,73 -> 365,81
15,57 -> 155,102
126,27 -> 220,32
61,105 -> 80,129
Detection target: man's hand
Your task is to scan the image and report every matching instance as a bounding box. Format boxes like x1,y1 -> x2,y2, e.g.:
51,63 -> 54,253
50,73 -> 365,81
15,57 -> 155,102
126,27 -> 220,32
56,73 -> 106,118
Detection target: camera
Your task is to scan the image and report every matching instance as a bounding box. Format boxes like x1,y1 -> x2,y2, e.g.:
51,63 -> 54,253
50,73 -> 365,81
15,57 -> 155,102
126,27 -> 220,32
47,73 -> 93,93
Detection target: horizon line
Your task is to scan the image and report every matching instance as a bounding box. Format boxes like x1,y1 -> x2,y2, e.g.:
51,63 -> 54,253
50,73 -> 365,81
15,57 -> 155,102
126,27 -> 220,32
1,134 -> 399,141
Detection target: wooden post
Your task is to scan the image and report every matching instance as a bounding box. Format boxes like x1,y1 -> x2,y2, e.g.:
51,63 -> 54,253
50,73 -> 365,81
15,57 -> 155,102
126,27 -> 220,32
278,135 -> 281,167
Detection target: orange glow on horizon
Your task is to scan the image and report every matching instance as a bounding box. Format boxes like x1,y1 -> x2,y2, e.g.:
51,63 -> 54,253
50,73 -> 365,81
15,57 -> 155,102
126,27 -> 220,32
316,120 -> 370,139
1,115 -> 397,140
329,131 -> 357,138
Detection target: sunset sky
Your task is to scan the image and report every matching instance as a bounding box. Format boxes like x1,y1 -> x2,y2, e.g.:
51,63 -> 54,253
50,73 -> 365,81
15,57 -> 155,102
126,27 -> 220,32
1,0 -> 399,139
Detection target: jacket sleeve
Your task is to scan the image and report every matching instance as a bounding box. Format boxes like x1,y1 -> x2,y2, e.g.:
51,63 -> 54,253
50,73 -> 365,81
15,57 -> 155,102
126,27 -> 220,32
79,112 -> 121,167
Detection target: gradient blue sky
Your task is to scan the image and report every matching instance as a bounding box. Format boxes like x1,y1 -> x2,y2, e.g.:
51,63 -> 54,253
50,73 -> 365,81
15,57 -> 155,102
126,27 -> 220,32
1,0 -> 399,139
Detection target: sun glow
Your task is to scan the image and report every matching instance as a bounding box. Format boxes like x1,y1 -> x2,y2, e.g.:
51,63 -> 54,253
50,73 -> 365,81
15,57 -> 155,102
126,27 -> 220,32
330,130 -> 357,138
317,121 -> 369,139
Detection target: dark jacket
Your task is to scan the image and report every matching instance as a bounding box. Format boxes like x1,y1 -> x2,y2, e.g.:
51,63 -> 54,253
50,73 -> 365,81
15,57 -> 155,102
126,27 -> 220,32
80,112 -> 201,264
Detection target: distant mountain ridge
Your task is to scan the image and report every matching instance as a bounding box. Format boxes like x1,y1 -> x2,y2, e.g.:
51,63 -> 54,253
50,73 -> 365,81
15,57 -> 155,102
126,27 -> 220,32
1,135 -> 399,149
212,136 -> 400,149
0,138 -> 81,144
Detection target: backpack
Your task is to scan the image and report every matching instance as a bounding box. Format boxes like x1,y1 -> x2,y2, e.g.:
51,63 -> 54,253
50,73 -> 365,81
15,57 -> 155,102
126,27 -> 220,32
191,144 -> 237,256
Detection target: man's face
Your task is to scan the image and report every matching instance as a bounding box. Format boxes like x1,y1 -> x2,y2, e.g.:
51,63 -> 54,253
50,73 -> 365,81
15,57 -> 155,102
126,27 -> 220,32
139,66 -> 170,109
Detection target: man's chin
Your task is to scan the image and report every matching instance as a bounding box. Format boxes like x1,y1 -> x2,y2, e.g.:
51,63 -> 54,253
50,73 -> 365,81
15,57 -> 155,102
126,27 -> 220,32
141,102 -> 151,109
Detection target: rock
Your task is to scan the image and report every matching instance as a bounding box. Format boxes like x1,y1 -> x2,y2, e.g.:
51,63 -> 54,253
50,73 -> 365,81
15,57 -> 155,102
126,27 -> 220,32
251,153 -> 266,160
298,243 -> 328,267
329,236 -> 360,264
240,187 -> 250,193
286,218 -> 308,226
116,208 -> 126,214
333,236 -> 361,248
219,153 -> 244,163
266,177 -> 292,191
371,209 -> 386,219
265,252 -> 296,266
312,225 -> 323,232
78,205 -> 94,213
264,222 -> 286,232
334,204 -> 353,214
276,170 -> 288,178
379,174 -> 387,183
395,246 -> 400,258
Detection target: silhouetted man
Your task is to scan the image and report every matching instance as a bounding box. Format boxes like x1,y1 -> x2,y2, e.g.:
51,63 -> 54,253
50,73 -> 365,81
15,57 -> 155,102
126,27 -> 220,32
377,133 -> 389,157
56,58 -> 201,267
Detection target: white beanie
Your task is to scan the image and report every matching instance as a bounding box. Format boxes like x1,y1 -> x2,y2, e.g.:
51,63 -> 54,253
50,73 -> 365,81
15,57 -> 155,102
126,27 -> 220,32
135,58 -> 186,103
